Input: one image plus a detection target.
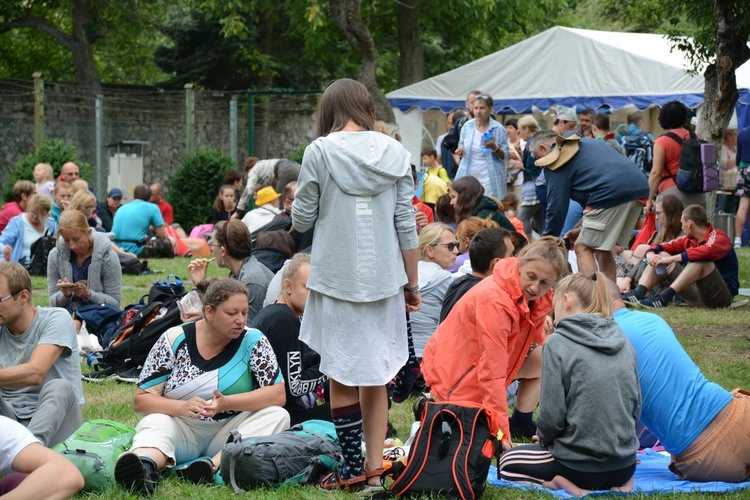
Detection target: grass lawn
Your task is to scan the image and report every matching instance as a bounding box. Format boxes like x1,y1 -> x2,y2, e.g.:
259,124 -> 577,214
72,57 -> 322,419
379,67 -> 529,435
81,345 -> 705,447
33,251 -> 750,499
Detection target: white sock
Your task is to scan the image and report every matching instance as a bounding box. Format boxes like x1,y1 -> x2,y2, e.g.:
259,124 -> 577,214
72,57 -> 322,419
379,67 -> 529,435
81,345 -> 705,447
734,237 -> 742,246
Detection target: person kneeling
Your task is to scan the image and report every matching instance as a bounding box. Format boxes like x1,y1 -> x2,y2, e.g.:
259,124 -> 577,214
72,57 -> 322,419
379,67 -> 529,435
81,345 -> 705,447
114,278 -> 289,495
498,273 -> 641,496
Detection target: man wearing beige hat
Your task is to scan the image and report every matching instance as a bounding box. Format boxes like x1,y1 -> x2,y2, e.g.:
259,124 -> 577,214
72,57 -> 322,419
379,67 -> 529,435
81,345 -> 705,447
242,185 -> 282,233
529,130 -> 649,281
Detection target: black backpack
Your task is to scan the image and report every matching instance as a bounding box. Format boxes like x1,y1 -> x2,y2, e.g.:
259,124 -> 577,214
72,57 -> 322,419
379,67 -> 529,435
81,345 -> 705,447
102,275 -> 186,371
28,228 -> 56,276
385,401 -> 500,499
664,131 -> 718,193
621,134 -> 653,175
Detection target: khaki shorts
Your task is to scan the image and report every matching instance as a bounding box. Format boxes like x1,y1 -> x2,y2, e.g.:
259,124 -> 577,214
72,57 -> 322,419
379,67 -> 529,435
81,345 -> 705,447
663,264 -> 733,308
578,200 -> 643,251
670,395 -> 750,482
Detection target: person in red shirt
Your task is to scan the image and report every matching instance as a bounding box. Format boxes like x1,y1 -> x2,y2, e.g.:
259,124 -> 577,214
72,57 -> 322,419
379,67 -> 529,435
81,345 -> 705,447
0,181 -> 34,235
149,182 -> 174,225
623,204 -> 738,309
410,165 -> 434,233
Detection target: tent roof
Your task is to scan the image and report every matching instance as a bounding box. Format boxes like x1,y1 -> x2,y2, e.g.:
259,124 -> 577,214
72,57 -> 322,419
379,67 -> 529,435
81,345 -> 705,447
387,26 -> 750,113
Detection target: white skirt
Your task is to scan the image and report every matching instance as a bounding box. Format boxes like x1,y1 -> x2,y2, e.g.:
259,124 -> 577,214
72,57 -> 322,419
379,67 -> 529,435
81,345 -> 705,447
300,290 -> 408,386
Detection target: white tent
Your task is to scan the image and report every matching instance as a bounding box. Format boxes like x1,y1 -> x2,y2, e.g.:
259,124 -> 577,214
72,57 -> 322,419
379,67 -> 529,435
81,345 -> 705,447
387,26 -> 750,160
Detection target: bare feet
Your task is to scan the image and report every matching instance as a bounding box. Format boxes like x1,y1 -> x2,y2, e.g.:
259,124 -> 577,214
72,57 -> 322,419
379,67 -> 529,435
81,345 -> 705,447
545,475 -> 634,497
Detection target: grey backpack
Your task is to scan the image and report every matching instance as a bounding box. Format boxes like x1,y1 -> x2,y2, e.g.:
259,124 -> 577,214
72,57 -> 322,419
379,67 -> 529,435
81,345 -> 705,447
220,419 -> 343,493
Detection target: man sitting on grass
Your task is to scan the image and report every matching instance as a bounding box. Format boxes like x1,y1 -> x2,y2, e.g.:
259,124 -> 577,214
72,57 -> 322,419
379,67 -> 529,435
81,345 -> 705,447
623,204 -> 738,308
608,280 -> 750,482
0,263 -> 84,447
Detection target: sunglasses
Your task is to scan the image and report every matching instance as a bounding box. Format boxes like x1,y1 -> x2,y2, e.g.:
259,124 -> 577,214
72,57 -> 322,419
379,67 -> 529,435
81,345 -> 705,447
433,241 -> 460,251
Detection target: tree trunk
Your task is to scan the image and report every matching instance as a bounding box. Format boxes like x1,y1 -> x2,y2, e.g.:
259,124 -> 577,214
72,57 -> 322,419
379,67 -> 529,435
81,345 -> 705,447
329,0 -> 395,123
70,0 -> 102,94
697,0 -> 750,143
397,0 -> 422,88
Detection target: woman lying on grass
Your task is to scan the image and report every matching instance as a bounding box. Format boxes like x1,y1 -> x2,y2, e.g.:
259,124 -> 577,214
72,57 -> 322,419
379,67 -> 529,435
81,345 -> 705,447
114,278 -> 289,495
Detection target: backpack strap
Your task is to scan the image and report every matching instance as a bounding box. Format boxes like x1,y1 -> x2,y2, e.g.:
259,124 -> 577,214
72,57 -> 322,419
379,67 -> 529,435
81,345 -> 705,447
663,131 -> 684,146
228,429 -> 246,494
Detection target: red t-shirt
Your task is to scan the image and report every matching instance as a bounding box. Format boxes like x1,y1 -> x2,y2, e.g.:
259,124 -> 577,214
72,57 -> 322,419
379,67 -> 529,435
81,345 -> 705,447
0,201 -> 22,235
655,128 -> 691,192
156,200 -> 174,225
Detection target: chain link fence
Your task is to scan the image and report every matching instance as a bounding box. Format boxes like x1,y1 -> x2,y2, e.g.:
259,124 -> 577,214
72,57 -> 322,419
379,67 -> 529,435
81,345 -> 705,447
0,77 -> 320,201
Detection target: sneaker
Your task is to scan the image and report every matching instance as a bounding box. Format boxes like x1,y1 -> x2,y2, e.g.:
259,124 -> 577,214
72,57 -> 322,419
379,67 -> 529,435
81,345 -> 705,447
621,291 -> 642,306
81,368 -> 116,383
115,366 -> 142,383
734,239 -> 741,249
115,452 -> 160,495
638,294 -> 669,309
174,457 -> 214,484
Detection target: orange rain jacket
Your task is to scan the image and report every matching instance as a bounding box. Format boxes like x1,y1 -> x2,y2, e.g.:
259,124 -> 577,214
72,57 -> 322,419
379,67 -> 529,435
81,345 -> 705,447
422,257 -> 553,440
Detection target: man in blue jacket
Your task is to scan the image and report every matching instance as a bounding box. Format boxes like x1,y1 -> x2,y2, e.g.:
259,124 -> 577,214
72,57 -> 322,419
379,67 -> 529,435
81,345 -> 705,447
530,130 -> 649,281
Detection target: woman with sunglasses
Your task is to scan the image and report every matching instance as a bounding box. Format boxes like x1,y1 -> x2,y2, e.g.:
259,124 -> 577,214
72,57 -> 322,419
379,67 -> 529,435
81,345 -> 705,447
450,175 -> 516,232
411,223 -> 459,359
498,272 -> 640,496
453,93 -> 509,200
0,194 -> 56,265
187,219 -> 273,324
422,236 -> 568,448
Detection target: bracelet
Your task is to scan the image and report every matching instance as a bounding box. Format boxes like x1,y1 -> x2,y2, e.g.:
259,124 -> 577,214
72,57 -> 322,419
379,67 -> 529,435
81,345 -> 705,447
404,284 -> 420,293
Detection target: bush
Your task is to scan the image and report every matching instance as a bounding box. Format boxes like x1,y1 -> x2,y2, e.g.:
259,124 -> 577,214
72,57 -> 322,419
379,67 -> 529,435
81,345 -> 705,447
4,139 -> 94,202
169,148 -> 234,231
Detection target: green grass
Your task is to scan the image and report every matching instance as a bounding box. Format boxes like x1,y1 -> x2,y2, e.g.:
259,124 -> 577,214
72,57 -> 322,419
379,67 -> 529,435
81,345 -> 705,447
49,254 -> 750,498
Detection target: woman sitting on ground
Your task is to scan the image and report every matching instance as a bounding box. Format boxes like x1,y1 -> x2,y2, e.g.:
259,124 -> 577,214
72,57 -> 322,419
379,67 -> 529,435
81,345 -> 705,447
498,272 -> 640,496
422,236 -> 567,445
188,219 -> 274,324
114,278 -> 289,495
47,210 -> 122,332
434,193 -> 456,230
253,230 -> 295,274
212,184 -> 237,224
449,216 -> 499,274
450,175 -> 516,232
68,189 -> 101,229
251,253 -> 330,425
0,194 -> 56,265
411,224 -> 459,360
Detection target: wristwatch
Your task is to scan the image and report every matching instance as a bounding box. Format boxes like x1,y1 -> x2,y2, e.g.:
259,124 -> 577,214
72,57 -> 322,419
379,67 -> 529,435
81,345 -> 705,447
404,284 -> 420,293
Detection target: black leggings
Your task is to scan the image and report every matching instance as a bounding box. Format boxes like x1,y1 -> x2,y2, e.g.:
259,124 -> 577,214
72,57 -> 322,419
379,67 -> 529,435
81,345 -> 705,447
498,444 -> 636,491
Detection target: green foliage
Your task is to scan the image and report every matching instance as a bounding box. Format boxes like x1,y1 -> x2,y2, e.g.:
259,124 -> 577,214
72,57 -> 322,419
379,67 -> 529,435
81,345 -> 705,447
4,139 -> 93,203
169,147 -> 234,231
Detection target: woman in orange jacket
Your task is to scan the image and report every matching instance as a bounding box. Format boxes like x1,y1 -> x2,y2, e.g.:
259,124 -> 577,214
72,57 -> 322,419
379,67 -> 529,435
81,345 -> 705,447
422,236 -> 568,446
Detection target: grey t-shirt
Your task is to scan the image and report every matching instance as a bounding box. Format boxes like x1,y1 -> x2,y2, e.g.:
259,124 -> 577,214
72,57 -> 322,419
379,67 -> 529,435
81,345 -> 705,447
0,307 -> 84,418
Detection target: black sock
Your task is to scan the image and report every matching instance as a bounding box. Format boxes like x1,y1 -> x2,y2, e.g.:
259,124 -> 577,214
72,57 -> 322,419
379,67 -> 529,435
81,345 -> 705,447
509,409 -> 536,435
332,402 -> 363,479
633,285 -> 648,299
660,287 -> 677,302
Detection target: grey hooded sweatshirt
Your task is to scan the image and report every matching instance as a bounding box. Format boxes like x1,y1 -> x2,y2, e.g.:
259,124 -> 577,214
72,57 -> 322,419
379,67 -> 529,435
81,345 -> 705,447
292,131 -> 418,302
538,313 -> 641,473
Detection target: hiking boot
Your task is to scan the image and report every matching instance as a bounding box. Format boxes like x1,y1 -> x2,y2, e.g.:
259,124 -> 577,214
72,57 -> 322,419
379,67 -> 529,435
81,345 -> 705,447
174,457 -> 214,484
115,366 -> 142,384
115,452 -> 160,495
621,291 -> 642,306
638,294 -> 669,309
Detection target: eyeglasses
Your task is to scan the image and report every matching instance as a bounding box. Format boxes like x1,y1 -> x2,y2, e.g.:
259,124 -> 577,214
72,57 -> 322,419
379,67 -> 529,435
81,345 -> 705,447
0,291 -> 20,303
433,241 -> 460,251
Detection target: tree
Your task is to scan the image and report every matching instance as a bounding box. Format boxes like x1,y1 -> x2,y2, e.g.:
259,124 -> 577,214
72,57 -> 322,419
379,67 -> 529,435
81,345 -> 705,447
397,0 -> 422,88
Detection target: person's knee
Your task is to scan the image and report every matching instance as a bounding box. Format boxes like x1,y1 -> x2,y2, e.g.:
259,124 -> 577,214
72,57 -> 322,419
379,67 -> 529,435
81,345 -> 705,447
39,379 -> 78,408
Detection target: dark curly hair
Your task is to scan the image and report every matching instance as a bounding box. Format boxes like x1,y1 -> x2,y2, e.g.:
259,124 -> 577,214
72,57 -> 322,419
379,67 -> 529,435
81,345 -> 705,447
658,101 -> 690,130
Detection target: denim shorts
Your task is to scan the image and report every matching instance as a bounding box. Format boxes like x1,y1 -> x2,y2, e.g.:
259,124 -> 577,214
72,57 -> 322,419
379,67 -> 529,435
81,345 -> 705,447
669,395 -> 750,482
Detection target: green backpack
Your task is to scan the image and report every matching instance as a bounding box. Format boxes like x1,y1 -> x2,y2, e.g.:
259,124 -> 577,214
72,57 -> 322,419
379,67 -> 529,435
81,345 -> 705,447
53,419 -> 136,492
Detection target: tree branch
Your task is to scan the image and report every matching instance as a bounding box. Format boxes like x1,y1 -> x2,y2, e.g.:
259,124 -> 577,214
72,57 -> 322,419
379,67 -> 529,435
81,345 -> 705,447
0,15 -> 72,49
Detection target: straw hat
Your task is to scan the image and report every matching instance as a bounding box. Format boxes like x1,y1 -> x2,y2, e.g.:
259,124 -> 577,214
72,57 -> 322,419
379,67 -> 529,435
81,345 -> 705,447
534,134 -> 581,171
255,186 -> 281,206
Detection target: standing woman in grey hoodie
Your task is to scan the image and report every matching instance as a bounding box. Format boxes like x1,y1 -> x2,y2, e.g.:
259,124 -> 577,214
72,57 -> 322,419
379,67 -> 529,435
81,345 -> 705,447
292,78 -> 421,491
498,272 -> 641,496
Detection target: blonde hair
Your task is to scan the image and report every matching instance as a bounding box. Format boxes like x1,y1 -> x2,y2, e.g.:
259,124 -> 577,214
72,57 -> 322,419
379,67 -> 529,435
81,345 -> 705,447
58,209 -> 91,234
418,222 -> 454,259
517,235 -> 568,280
71,179 -> 89,193
282,253 -> 311,283
34,163 -> 54,182
68,189 -> 96,212
26,194 -> 51,219
555,272 -> 611,317
456,216 -> 499,242
517,115 -> 540,133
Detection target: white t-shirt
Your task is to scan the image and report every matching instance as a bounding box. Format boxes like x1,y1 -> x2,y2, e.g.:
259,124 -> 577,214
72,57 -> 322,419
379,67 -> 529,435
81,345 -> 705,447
0,416 -> 39,475
21,216 -> 44,261
466,132 -> 490,189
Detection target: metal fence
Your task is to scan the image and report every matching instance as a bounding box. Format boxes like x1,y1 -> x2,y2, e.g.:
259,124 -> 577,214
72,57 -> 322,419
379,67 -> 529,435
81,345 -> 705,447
0,76 -> 320,200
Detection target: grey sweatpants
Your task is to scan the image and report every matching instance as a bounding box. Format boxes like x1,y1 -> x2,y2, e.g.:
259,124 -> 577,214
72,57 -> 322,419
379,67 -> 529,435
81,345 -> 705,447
0,379 -> 83,447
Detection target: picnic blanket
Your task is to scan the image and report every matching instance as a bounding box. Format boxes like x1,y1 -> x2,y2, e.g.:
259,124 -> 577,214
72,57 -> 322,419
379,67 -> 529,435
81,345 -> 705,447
488,449 -> 750,497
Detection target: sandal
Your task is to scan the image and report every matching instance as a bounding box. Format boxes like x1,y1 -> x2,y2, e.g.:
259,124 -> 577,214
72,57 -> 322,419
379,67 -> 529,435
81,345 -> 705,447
320,468 -> 385,492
